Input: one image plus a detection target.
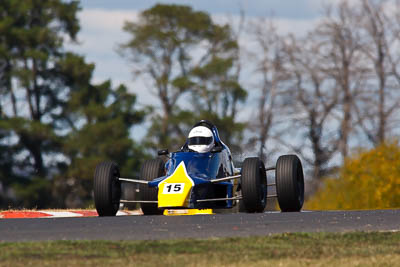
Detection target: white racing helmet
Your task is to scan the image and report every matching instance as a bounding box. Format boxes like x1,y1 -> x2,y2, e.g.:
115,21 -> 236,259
188,126 -> 214,153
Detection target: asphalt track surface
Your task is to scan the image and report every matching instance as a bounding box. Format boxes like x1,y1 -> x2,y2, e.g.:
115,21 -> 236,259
0,209 -> 399,242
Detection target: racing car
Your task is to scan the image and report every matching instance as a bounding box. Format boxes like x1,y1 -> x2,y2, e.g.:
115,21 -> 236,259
93,120 -> 304,216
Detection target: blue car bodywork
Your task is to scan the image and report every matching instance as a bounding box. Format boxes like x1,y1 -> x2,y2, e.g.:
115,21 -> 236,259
148,122 -> 238,209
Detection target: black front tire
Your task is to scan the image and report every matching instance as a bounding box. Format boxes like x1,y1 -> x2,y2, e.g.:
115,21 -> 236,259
241,157 -> 267,213
140,159 -> 165,215
275,155 -> 304,212
94,162 -> 121,216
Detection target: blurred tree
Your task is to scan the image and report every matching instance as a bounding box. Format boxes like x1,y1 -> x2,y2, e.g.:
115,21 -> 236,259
120,4 -> 245,151
245,20 -> 290,163
55,77 -> 147,208
284,32 -> 339,183
0,127 -> 14,206
50,54 -> 147,208
190,54 -> 247,152
305,142 -> 400,210
315,2 -> 367,161
0,0 -> 80,208
353,0 -> 400,146
0,1 -> 147,208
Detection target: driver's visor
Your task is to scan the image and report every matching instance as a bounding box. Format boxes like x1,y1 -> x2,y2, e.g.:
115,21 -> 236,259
188,136 -> 213,145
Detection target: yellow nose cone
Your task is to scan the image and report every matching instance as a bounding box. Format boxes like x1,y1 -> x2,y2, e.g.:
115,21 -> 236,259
158,162 -> 194,208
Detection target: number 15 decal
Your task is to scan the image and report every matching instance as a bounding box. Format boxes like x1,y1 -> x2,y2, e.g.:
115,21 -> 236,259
162,183 -> 185,194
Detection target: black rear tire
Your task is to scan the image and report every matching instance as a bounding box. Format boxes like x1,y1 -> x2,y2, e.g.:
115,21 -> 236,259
140,159 -> 165,215
275,155 -> 304,212
241,157 -> 267,213
94,162 -> 121,216
238,195 -> 246,213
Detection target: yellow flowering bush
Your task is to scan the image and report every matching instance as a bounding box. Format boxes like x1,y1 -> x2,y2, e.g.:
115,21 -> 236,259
306,142 -> 400,210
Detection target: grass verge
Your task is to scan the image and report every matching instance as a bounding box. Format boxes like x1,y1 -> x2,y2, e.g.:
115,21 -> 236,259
1,232 -> 399,266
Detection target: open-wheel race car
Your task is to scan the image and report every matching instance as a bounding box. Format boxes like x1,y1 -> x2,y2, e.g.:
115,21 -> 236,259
93,120 -> 305,216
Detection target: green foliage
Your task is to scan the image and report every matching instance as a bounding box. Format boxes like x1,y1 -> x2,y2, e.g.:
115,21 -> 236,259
0,232 -> 399,266
306,142 -> 400,210
54,82 -> 147,208
13,177 -> 52,208
0,0 -> 82,208
0,128 -> 15,205
121,4 -> 246,152
190,56 -> 247,151
0,1 -> 148,209
0,2 -> 246,209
